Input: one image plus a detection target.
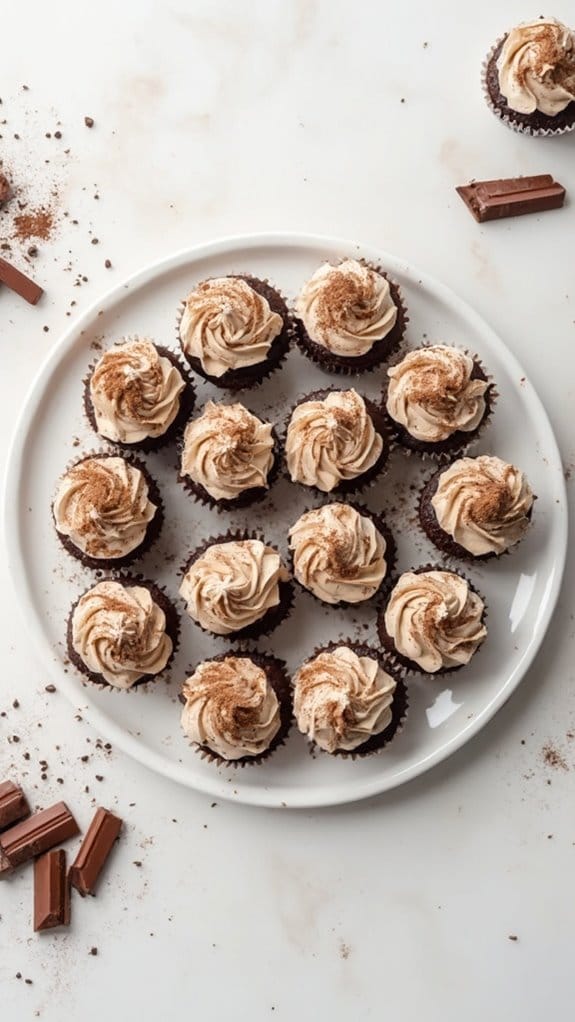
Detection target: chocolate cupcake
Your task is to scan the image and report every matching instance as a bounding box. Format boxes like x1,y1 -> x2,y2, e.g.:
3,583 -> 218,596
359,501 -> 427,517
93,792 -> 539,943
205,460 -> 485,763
85,336 -> 194,452
52,453 -> 163,569
285,388 -> 390,495
179,533 -> 293,641
179,400 -> 279,510
177,274 -> 291,390
179,651 -> 291,766
384,345 -> 494,461
483,18 -> 575,136
293,642 -> 407,757
67,577 -> 178,690
419,455 -> 535,562
294,258 -> 407,373
288,501 -> 395,606
378,567 -> 487,675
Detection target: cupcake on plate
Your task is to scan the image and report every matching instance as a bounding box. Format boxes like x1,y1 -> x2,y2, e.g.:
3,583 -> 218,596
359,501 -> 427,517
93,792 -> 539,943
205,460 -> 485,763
483,17 -> 575,136
179,652 -> 291,766
285,388 -> 389,494
419,455 -> 535,561
384,344 -> 493,460
294,258 -> 406,373
179,534 -> 292,640
293,643 -> 407,757
177,274 -> 291,389
378,567 -> 487,675
67,578 -> 178,690
53,454 -> 162,569
85,336 -> 194,451
288,502 -> 395,606
179,400 -> 279,510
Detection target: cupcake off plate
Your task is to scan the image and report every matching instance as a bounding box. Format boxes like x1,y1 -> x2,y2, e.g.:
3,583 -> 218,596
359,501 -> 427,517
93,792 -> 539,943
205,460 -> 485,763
4,233 -> 567,808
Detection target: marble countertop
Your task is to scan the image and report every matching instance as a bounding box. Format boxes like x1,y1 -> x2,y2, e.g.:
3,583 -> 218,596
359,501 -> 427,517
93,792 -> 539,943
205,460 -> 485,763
1,1 -> 574,1019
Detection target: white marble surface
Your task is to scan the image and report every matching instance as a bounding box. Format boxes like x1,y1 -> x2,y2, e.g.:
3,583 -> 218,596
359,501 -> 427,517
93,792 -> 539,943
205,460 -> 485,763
1,1 -> 574,1019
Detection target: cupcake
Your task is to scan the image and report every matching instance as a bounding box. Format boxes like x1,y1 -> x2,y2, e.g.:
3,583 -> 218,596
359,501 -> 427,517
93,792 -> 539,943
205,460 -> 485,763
179,651 -> 291,766
177,274 -> 291,389
419,455 -> 535,561
285,388 -> 389,494
293,643 -> 407,757
294,258 -> 406,373
67,578 -> 178,690
288,502 -> 395,606
85,336 -> 194,451
384,345 -> 493,460
52,454 -> 162,569
483,18 -> 575,136
179,535 -> 292,640
378,568 -> 487,675
179,400 -> 279,510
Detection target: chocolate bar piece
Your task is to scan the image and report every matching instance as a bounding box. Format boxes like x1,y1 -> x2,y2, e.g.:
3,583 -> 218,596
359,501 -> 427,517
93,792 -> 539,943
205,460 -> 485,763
456,175 -> 565,223
0,255 -> 44,304
69,807 -> 122,896
0,802 -> 79,872
34,849 -> 70,931
0,781 -> 30,831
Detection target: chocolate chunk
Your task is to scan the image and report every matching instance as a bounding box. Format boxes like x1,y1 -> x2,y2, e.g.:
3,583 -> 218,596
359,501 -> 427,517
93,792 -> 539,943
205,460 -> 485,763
34,850 -> 70,931
69,807 -> 122,896
0,256 -> 44,305
0,781 -> 30,831
0,802 -> 79,872
456,175 -> 565,223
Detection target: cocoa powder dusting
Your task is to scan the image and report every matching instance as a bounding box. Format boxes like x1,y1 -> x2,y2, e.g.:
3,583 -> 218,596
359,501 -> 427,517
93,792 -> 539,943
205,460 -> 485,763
541,743 -> 569,771
13,206 -> 54,242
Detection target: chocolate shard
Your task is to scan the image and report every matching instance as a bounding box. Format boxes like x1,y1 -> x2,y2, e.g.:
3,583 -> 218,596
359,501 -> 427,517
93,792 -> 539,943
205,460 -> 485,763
456,174 -> 566,223
34,849 -> 70,931
0,802 -> 79,873
69,807 -> 122,896
0,781 -> 30,831
0,255 -> 44,304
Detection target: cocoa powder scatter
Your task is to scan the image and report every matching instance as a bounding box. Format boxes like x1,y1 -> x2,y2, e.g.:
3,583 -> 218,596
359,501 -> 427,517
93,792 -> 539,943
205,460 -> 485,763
542,742 -> 569,771
13,206 -> 54,242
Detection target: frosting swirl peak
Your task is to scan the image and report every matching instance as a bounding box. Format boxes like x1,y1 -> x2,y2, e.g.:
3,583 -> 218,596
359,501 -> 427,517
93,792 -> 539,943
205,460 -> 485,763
181,401 -> 275,501
181,656 -> 281,760
497,18 -> 575,116
294,646 -> 396,753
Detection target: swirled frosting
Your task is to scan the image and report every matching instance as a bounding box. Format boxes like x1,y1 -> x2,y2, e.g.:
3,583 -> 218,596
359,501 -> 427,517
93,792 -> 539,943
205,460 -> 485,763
295,259 -> 398,356
53,456 -> 157,559
286,390 -> 383,492
289,503 -> 387,603
180,656 -> 280,760
293,646 -> 396,752
386,345 -> 488,443
431,455 -> 534,556
90,337 -> 186,443
384,570 -> 486,673
179,277 -> 283,377
497,18 -> 575,116
181,401 -> 275,500
179,539 -> 289,635
71,581 -> 172,688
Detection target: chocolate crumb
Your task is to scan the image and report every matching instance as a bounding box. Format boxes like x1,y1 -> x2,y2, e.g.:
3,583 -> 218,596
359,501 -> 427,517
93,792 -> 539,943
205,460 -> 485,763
12,699 -> 19,709
89,947 -> 98,956
95,775 -> 103,782
12,734 -> 20,742
508,935 -> 518,942
25,978 -> 33,984
84,116 -> 94,128
0,173 -> 12,205
16,972 -> 22,979
91,238 -> 99,245
104,259 -> 112,269
133,860 -> 142,867
45,684 -> 56,693
54,130 -> 62,139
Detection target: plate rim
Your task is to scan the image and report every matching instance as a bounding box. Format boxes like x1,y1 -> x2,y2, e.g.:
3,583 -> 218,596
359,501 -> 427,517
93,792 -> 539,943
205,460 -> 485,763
3,231 -> 568,808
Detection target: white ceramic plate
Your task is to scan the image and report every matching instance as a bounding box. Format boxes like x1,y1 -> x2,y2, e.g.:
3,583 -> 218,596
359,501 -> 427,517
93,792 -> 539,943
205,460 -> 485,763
4,234 -> 567,808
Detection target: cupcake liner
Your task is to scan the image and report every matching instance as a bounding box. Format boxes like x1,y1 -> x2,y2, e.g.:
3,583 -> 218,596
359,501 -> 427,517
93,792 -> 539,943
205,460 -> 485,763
84,339 -> 196,453
287,499 -> 397,609
481,34 -> 575,137
178,418 -> 283,512
66,575 -> 180,692
176,275 -> 293,391
179,530 -> 294,642
377,564 -> 488,677
282,389 -> 392,497
178,650 -> 293,767
53,450 -> 164,570
292,263 -> 408,376
293,641 -> 408,759
382,344 -> 497,464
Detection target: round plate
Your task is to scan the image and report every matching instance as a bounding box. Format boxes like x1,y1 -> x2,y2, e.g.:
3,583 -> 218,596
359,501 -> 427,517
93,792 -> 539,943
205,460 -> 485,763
4,234 -> 567,808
